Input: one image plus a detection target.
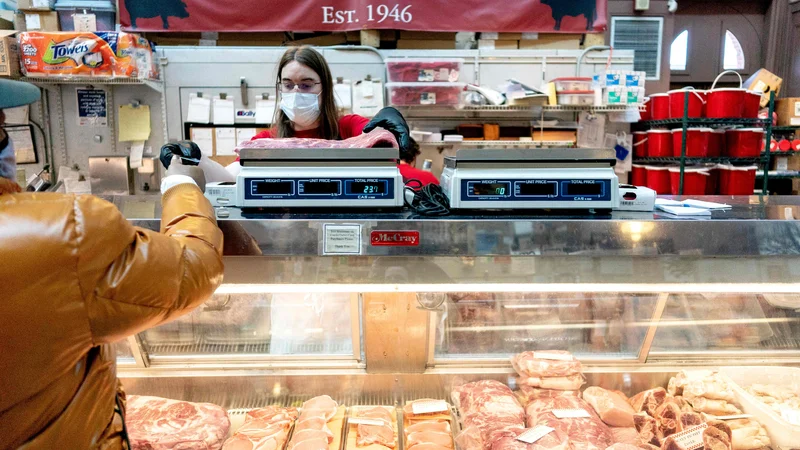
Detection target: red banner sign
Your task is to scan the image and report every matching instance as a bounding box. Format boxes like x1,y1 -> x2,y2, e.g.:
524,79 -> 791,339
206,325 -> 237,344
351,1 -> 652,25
120,0 -> 606,34
370,231 -> 420,246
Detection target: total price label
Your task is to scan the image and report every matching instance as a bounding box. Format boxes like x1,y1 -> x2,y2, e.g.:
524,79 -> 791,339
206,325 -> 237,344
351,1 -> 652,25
411,400 -> 448,415
533,351 -> 574,361
322,4 -> 413,25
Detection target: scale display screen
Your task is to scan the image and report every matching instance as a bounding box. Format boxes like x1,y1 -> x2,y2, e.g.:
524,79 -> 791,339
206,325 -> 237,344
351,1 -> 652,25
300,180 -> 340,195
347,181 -> 387,195
564,182 -> 603,196
253,180 -> 293,195
518,183 -> 557,196
470,182 -> 511,196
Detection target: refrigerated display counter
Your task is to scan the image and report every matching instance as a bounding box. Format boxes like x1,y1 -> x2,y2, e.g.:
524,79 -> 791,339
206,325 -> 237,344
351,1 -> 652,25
111,195 -> 800,428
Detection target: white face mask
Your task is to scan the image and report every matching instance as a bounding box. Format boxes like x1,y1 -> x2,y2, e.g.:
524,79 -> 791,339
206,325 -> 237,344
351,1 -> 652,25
0,137 -> 15,181
280,92 -> 321,128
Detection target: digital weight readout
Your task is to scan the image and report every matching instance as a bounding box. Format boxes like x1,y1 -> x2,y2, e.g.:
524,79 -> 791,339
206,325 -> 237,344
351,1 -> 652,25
469,182 -> 511,197
253,180 -> 293,195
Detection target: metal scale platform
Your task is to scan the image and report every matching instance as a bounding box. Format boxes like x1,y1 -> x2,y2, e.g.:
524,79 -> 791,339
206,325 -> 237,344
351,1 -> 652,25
441,148 -> 620,210
204,148 -> 404,208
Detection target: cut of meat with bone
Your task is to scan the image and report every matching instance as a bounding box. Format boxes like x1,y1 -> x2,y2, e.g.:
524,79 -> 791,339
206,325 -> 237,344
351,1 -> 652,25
704,426 -> 733,450
126,395 -> 231,450
525,396 -> 614,450
511,351 -> 582,378
685,396 -> 741,416
246,407 -> 298,423
357,407 -> 394,424
222,406 -> 297,450
406,431 -> 453,449
237,128 -> 398,151
293,417 -> 333,442
629,388 -> 668,417
632,413 -> 660,447
583,386 -> 636,427
357,423 -> 396,448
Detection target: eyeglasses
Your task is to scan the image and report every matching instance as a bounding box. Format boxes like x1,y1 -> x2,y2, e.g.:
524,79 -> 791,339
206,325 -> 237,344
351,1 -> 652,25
281,81 -> 322,93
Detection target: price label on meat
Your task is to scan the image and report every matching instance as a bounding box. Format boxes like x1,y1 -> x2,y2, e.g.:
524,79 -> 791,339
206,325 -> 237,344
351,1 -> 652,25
411,400 -> 448,415
551,409 -> 591,419
781,408 -> 800,425
516,426 -> 554,444
669,423 -> 708,450
322,4 -> 412,24
533,351 -> 574,361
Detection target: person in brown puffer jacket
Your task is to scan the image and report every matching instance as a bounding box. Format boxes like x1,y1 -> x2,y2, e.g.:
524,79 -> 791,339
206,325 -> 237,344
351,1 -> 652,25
0,78 -> 225,449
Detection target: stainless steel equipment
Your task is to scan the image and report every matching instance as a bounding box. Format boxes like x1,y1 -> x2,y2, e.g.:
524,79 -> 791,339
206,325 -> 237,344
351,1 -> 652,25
441,148 -> 620,210
204,148 -> 404,208
89,156 -> 134,195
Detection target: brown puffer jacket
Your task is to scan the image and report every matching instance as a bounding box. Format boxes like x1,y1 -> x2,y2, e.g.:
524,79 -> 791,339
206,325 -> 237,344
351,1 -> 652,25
0,182 -> 224,449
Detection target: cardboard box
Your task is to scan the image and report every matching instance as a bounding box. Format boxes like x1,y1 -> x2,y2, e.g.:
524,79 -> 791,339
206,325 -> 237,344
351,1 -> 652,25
776,98 -> 800,126
15,11 -> 60,31
745,69 -> 783,107
396,39 -> 455,49
0,10 -> 15,30
17,0 -> 55,10
519,34 -> 581,50
0,30 -> 21,77
399,31 -> 456,40
478,39 -> 518,50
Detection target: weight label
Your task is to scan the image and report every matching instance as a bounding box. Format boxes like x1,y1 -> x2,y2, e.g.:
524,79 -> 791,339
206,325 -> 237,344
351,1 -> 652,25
411,400 -> 448,415
420,92 -> 436,105
517,426 -> 554,444
418,69 -> 434,82
349,418 -> 386,426
323,224 -> 362,255
552,409 -> 590,419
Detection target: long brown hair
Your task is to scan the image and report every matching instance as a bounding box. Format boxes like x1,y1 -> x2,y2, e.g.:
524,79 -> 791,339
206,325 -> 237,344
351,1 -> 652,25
273,46 -> 339,140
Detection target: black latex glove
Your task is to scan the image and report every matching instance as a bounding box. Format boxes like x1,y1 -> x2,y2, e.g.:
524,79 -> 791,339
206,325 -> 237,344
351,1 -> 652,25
159,141 -> 202,169
363,107 -> 410,152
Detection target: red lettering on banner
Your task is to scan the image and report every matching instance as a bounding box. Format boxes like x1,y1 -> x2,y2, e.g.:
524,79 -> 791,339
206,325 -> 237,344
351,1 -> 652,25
370,230 -> 420,246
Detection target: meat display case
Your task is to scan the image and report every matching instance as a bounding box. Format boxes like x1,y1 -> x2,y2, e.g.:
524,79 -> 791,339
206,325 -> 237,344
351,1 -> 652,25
112,195 -> 800,416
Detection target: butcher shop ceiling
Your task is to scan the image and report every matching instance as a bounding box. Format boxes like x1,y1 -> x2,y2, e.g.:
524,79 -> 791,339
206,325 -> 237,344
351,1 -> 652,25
119,0 -> 607,33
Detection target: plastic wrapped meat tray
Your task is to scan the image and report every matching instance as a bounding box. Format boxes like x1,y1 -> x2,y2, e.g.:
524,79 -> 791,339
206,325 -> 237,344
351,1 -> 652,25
386,82 -> 465,106
385,58 -> 463,82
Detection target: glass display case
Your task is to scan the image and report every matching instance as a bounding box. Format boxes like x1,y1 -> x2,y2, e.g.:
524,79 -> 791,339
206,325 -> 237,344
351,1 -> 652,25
116,195 -> 800,412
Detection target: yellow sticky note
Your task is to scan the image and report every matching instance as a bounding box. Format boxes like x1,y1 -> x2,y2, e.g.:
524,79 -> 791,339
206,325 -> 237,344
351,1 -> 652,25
546,82 -> 558,106
118,104 -> 151,142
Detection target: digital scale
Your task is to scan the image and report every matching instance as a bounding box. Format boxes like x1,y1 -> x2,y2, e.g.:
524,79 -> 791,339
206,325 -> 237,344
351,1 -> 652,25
441,148 -> 620,210
204,148 -> 404,208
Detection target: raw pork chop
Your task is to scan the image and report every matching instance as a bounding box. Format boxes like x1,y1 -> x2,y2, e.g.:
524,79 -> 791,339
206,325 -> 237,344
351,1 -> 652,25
237,128 -> 398,151
293,416 -> 333,442
406,431 -> 453,448
221,406 -> 296,450
406,444 -> 451,450
299,395 -> 339,421
357,423 -> 396,448
406,421 -> 451,434
126,395 -> 231,450
583,386 -> 636,427
525,395 -> 614,450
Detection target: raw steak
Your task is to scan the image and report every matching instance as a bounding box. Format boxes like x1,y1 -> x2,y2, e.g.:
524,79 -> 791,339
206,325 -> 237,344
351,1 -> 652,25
608,427 -> 639,445
516,374 -> 586,391
628,388 -> 668,417
452,380 -> 526,450
126,395 -> 230,450
583,387 -> 636,427
237,128 -> 397,151
516,386 -> 580,406
222,406 -> 296,450
525,395 -> 614,450
511,351 -> 583,378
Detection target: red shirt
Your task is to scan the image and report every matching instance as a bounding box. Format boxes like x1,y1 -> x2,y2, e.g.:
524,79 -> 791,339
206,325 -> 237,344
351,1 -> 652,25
251,114 -> 370,140
399,163 -> 439,187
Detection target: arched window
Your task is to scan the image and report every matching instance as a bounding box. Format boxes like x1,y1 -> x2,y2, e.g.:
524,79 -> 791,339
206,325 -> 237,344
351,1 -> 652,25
723,30 -> 745,70
670,30 -> 689,71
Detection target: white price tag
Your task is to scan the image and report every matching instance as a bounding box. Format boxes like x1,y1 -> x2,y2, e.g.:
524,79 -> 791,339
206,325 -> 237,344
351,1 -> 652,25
418,69 -> 434,82
323,224 -> 362,255
716,414 -> 753,420
669,423 -> 707,450
551,409 -> 590,419
32,0 -> 50,8
516,426 -> 554,444
25,14 -> 42,30
420,92 -> 436,105
533,351 -> 574,361
781,408 -> 800,426
129,141 -> 145,169
411,400 -> 449,415
794,101 -> 800,116
360,81 -> 375,98
73,13 -> 97,32
349,417 -> 386,426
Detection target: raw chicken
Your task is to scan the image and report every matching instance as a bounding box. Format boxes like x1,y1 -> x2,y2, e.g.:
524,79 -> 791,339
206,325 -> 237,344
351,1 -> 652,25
406,421 -> 451,434
583,387 -> 636,427
406,431 -> 453,448
525,395 -> 614,450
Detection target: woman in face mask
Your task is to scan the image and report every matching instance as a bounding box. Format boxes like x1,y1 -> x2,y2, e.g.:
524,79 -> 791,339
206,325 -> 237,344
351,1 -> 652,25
177,46 -> 411,180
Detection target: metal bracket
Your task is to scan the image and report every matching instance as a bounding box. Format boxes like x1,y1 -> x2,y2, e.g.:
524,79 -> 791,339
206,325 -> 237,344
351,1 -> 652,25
240,77 -> 248,106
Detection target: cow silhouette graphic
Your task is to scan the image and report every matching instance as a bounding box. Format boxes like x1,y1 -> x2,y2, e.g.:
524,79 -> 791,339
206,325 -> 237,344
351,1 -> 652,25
540,0 -> 597,31
124,0 -> 189,29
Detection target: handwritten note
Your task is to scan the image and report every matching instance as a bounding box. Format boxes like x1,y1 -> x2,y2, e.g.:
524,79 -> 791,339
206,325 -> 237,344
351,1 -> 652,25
118,104 -> 151,142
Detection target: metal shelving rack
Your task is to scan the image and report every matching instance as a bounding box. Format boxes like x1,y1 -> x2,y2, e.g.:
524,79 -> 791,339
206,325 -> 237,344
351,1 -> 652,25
637,91 -> 776,195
